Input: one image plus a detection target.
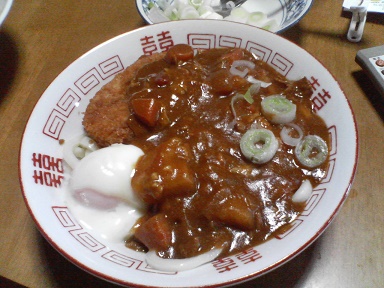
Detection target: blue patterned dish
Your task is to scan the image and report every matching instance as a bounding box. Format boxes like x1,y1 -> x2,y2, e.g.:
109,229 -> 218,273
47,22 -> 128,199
136,0 -> 313,33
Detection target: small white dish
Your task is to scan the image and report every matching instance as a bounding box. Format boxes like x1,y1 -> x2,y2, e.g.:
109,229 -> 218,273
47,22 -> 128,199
136,0 -> 314,33
20,20 -> 358,287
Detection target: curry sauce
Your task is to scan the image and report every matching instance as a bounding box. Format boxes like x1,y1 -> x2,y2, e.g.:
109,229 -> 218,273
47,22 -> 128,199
83,44 -> 329,259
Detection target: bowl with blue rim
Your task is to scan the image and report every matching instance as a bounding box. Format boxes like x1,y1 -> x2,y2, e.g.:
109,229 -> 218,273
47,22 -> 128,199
136,0 -> 314,33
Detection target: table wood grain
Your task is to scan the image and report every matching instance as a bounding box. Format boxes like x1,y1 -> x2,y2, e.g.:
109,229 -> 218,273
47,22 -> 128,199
1,1 -> 383,287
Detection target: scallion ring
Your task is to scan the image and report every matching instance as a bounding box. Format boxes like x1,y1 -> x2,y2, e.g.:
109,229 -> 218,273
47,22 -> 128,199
240,128 -> 278,164
246,76 -> 271,88
230,86 -> 256,119
280,123 -> 304,147
295,135 -> 328,168
261,95 -> 296,124
229,60 -> 256,78
243,85 -> 258,104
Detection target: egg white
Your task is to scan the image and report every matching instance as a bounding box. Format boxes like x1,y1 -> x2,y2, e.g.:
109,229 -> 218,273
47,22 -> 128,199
65,144 -> 146,242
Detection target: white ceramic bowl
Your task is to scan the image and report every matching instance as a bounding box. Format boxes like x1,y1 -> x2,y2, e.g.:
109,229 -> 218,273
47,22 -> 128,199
136,0 -> 314,33
0,0 -> 13,27
19,20 -> 358,287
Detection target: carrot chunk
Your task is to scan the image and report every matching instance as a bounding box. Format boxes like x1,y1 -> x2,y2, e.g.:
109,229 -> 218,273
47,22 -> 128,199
219,48 -> 245,64
164,44 -> 194,64
134,214 -> 172,251
131,98 -> 162,127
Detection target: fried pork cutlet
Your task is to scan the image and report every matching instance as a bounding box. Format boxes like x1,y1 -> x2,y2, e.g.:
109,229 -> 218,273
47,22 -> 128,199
82,52 -> 166,148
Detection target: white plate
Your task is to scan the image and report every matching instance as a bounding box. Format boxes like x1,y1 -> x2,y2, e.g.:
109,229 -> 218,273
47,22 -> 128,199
136,0 -> 314,33
19,20 -> 358,287
0,0 -> 13,27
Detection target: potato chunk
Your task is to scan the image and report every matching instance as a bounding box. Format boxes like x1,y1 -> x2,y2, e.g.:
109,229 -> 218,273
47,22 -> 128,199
132,137 -> 196,204
204,188 -> 255,231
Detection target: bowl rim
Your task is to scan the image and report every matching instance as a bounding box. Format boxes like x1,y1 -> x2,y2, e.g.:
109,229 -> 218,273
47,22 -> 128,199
278,0 -> 314,33
18,19 -> 359,287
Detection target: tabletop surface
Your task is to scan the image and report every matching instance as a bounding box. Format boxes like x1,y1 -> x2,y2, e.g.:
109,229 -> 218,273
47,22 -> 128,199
1,1 -> 383,287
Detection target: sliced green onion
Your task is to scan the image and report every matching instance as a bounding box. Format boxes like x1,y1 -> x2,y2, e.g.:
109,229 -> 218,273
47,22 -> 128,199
249,82 -> 261,95
78,136 -> 98,151
164,6 -> 180,20
62,134 -> 99,169
204,12 -> 224,19
230,86 -> 255,119
73,146 -> 86,160
240,128 -> 279,164
280,123 -> 303,146
295,135 -> 328,168
149,7 -> 168,22
229,60 -> 255,78
228,90 -> 254,130
292,180 -> 313,203
230,94 -> 243,114
246,76 -> 271,88
156,0 -> 171,10
261,95 -> 296,124
246,11 -> 266,26
189,0 -> 204,8
150,0 -> 278,32
198,4 -> 223,20
243,86 -> 254,104
227,7 -> 250,24
261,19 -> 279,32
179,6 -> 200,19
197,4 -> 214,16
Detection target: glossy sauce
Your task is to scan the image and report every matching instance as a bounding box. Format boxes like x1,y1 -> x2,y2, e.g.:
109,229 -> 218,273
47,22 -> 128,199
116,45 -> 329,259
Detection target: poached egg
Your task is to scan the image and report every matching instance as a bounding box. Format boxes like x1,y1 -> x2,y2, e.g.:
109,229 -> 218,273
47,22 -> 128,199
66,144 -> 146,242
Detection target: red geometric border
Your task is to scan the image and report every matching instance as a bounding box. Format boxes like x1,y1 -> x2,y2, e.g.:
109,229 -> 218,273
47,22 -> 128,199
42,55 -> 123,140
52,206 -> 105,252
52,206 -> 79,228
69,230 -> 106,252
274,186 -> 326,239
98,55 -> 124,80
269,53 -> 293,76
52,206 -> 176,274
301,188 -> 326,217
245,41 -> 272,63
321,158 -> 336,184
102,251 -> 175,275
75,68 -> 102,95
102,250 -> 143,268
188,33 -> 216,49
218,35 -> 242,48
274,219 -> 304,239
56,88 -> 81,117
43,110 -> 66,140
328,125 -> 337,156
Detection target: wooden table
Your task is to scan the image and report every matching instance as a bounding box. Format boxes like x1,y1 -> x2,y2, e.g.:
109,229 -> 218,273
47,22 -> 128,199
1,1 -> 383,287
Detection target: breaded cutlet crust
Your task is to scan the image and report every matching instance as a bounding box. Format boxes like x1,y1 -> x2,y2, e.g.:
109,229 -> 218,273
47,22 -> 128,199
83,52 -> 166,147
